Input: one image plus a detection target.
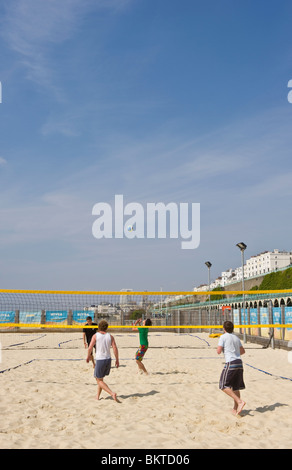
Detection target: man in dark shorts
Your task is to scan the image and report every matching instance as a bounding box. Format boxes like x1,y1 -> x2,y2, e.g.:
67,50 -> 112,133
217,320 -> 246,416
86,320 -> 120,402
83,316 -> 97,367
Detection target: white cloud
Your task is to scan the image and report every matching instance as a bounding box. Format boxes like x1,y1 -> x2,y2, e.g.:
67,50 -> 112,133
0,157 -> 7,166
41,113 -> 80,137
1,0 -> 132,95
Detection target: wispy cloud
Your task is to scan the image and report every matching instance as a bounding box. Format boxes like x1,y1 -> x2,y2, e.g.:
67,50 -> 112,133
1,0 -> 132,96
41,112 -> 81,137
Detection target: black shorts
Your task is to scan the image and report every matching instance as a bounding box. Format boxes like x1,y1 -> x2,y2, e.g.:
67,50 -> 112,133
219,359 -> 245,391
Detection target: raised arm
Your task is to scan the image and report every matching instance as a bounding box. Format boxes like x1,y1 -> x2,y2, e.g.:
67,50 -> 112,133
132,318 -> 142,331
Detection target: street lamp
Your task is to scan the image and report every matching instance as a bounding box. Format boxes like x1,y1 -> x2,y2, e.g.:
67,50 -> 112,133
236,242 -> 247,343
205,261 -> 212,331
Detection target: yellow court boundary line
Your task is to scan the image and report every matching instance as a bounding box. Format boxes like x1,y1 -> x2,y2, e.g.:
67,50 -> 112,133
0,289 -> 292,295
1,323 -> 292,330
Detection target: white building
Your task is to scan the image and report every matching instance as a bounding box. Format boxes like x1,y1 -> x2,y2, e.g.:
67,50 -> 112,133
97,305 -> 117,315
234,266 -> 243,282
221,269 -> 234,286
210,277 -> 222,290
244,249 -> 292,278
193,249 -> 292,291
193,284 -> 208,292
119,289 -> 137,311
119,289 -> 133,304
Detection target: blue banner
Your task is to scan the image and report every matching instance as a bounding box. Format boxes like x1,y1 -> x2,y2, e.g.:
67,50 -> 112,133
260,307 -> 269,325
19,311 -> 42,323
72,310 -> 89,324
285,307 -> 292,331
233,309 -> 239,325
250,308 -> 258,325
0,311 -> 15,323
46,310 -> 67,323
273,307 -> 281,325
241,308 -> 248,324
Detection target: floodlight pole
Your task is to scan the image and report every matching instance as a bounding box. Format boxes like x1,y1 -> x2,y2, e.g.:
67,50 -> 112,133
236,242 -> 247,343
205,261 -> 212,333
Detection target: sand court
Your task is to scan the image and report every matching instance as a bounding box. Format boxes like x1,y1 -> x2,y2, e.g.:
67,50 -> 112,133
0,332 -> 291,449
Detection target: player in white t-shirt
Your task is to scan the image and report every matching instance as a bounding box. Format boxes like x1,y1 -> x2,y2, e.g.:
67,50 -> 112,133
86,320 -> 120,403
217,320 -> 246,416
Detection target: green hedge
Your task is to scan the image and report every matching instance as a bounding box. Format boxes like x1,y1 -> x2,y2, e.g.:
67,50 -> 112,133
259,267 -> 292,290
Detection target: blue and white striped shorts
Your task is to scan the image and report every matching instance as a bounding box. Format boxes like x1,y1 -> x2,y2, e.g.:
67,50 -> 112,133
219,359 -> 245,391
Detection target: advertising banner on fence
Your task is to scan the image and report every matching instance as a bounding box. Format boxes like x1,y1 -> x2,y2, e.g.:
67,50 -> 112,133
259,307 -> 269,338
0,311 -> 15,323
233,309 -> 239,331
285,307 -> 292,340
249,308 -> 258,336
72,310 -> 89,325
45,310 -> 67,325
19,311 -> 42,324
272,307 -> 282,340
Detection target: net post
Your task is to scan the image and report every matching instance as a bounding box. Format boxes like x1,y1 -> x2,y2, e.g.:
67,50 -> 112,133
198,308 -> 202,333
94,307 -> 98,324
268,300 -> 275,349
257,305 -> 261,338
243,303 -> 247,344
15,309 -> 20,330
41,310 -> 46,328
247,306 -> 251,337
190,309 -> 193,334
67,309 -> 73,326
238,307 -> 242,336
281,304 -> 285,341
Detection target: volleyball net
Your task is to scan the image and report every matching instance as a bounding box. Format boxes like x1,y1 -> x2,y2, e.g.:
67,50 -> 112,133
1,289 -> 292,349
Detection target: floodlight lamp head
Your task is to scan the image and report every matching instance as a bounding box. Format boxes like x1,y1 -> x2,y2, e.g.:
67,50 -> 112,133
205,261 -> 212,268
236,242 -> 247,251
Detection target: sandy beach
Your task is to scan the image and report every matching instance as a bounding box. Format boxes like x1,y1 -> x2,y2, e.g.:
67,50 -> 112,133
0,331 -> 291,449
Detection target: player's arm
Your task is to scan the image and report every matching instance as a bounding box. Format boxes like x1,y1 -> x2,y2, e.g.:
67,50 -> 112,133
111,335 -> 119,368
86,335 -> 96,362
240,346 -> 245,355
83,331 -> 87,348
132,318 -> 141,331
217,337 -> 224,355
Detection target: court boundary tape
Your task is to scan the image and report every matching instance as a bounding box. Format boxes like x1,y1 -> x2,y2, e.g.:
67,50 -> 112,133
1,357 -> 292,382
244,362 -> 292,382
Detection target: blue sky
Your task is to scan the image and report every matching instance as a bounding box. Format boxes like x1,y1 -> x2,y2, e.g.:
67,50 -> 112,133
0,0 -> 292,291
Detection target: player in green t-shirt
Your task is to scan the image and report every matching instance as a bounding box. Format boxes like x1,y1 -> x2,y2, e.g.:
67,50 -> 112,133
133,317 -> 152,374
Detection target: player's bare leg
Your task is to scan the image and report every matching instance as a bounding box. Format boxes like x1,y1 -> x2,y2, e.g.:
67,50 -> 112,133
136,359 -> 148,375
223,387 -> 245,415
90,352 -> 95,368
96,382 -> 102,400
231,390 -> 241,415
96,378 -> 119,402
